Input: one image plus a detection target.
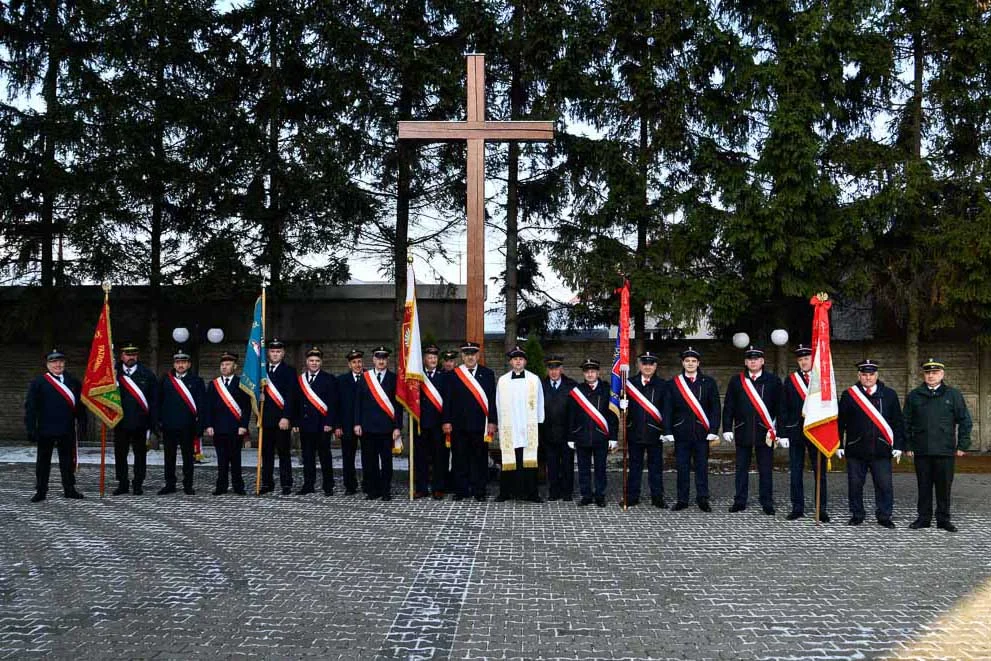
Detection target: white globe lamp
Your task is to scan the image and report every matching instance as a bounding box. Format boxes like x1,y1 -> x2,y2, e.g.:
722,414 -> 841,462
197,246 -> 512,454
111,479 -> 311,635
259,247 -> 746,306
206,328 -> 225,344
732,332 -> 750,349
770,329 -> 789,347
172,327 -> 190,344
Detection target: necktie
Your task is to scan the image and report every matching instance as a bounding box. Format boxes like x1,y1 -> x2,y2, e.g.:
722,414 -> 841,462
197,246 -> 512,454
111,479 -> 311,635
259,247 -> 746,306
354,374 -> 359,383
428,371 -> 434,378
688,376 -> 695,384
224,377 -> 230,387
378,372 -> 383,383
470,369 -> 475,377
553,381 -> 559,390
308,373 -> 315,384
58,375 -> 64,384
803,373 -> 809,386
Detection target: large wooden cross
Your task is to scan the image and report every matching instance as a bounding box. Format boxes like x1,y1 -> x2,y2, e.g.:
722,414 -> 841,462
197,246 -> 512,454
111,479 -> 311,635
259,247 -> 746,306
398,54 -> 554,357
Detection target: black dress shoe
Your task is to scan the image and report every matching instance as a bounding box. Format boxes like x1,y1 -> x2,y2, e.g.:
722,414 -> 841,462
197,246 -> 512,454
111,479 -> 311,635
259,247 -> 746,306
625,498 -> 639,507
323,490 -> 333,496
579,496 -> 593,506
345,488 -> 358,495
132,485 -> 143,495
698,500 -> 712,512
158,486 -> 177,496
30,492 -> 46,503
258,485 -> 274,495
452,494 -> 465,501
525,495 -> 544,503
381,493 -> 392,501
651,497 -> 668,509
233,488 -> 246,495
474,494 -> 487,502
671,501 -> 690,511
878,519 -> 895,529
297,487 -> 315,495
495,494 -> 512,502
762,506 -> 775,515
64,490 -> 84,500
786,511 -> 804,521
595,496 -> 606,507
562,495 -> 573,502
184,487 -> 196,495
113,485 -> 129,496
212,488 -> 227,496
282,487 -> 292,495
365,493 -> 380,500
413,491 -> 428,499
937,521 -> 957,532
847,516 -> 863,526
729,503 -> 746,513
908,519 -> 931,529
818,513 -> 830,523
547,496 -> 560,502
432,491 -> 444,500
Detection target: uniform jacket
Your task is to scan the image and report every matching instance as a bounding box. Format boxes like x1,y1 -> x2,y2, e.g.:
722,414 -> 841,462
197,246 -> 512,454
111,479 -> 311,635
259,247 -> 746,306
539,374 -> 576,445
625,373 -> 666,445
335,370 -> 364,432
419,368 -> 446,430
567,379 -> 617,448
664,371 -> 721,441
903,382 -> 972,455
295,369 -> 337,434
116,362 -> 157,432
202,375 -> 252,436
722,371 -> 782,447
837,381 -> 906,460
157,370 -> 205,433
441,364 -> 498,432
780,370 -> 810,441
354,369 -> 402,434
25,371 -> 88,439
261,361 -> 297,428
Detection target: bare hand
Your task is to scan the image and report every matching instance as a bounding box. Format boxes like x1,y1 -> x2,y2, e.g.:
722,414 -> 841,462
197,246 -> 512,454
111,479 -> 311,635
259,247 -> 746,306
906,450 -> 914,458
237,427 -> 248,436
956,450 -> 965,457
323,425 -> 332,433
292,427 -> 299,433
442,423 -> 452,434
278,417 -> 290,431
354,425 -> 362,437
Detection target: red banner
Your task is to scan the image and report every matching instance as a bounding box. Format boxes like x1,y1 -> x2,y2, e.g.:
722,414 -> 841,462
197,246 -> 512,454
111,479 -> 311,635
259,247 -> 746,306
616,280 -> 630,372
396,264 -> 422,422
803,295 -> 840,456
81,299 -> 124,428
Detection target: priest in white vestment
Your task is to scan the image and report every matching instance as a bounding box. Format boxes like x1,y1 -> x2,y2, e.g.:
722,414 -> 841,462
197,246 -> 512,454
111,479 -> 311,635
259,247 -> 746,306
495,345 -> 545,502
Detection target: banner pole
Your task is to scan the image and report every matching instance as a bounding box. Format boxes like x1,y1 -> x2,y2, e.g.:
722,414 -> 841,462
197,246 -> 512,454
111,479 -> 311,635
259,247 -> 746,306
621,368 -> 628,512
255,287 -> 266,494
815,451 -> 822,527
99,424 -> 107,497
409,416 -> 414,501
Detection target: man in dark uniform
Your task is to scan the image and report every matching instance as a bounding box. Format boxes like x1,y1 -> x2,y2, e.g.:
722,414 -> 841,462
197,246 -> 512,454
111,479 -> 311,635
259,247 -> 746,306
904,358 -> 972,532
623,351 -> 668,508
441,341 -> 497,502
334,349 -> 364,495
25,349 -> 87,502
441,350 -> 458,373
114,343 -> 157,495
781,344 -> 829,522
294,346 -> 337,495
260,338 -> 297,495
664,347 -> 721,512
837,359 -> 905,528
722,346 -> 783,515
203,351 -> 251,495
354,346 -> 402,500
567,358 -> 617,507
541,355 -> 576,501
156,347 -> 205,495
414,344 -> 447,499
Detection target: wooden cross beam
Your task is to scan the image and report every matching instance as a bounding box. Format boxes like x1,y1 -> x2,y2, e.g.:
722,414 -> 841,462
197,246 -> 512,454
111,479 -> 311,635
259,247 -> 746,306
398,54 -> 554,359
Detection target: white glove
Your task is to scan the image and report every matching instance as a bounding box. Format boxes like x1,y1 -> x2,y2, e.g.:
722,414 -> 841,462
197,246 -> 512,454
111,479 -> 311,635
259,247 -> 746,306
608,440 -> 618,451
892,449 -> 903,463
706,434 -> 719,442
619,399 -> 629,410
836,448 -> 844,459
567,442 -> 575,450
776,437 -> 790,449
723,432 -> 734,443
661,435 -> 674,443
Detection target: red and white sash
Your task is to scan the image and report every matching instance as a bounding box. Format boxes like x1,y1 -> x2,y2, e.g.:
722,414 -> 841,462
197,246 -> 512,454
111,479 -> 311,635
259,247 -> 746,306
363,370 -> 396,420
422,375 -> 444,413
674,375 -> 709,430
213,378 -> 242,420
169,374 -> 197,415
455,365 -> 488,416
626,380 -> 662,424
741,374 -> 776,440
848,385 -> 893,446
570,387 -> 609,434
299,373 -> 328,417
120,373 -> 150,413
789,372 -> 809,401
264,369 -> 285,409
45,373 -> 76,410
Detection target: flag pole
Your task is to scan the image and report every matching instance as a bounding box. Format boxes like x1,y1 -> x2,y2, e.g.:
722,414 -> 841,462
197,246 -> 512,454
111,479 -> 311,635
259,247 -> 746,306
620,367 -> 629,512
815,451 -> 822,526
99,424 -> 107,497
408,417 -> 414,501
255,287 -> 266,494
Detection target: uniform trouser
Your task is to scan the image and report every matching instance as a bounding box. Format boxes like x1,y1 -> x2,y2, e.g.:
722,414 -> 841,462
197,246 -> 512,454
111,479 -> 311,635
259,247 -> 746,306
261,426 -> 293,489
627,442 -> 664,500
214,433 -> 244,491
789,438 -> 828,514
675,436 -> 710,504
847,456 -> 893,521
576,445 -> 608,498
163,428 -> 195,489
452,430 -> 488,497
300,430 -> 333,493
360,433 -> 393,497
545,443 -> 574,498
499,447 -> 538,499
114,427 -> 148,487
35,435 -> 75,495
734,443 -> 774,509
413,425 -> 445,493
340,431 -> 359,492
914,454 -> 955,524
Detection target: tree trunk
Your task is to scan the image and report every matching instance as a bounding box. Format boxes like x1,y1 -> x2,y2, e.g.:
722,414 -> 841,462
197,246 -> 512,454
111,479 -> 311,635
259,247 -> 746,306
905,297 -> 920,397
40,0 -> 61,351
266,11 -> 283,325
904,22 -> 924,397
149,57 -> 165,372
503,4 -> 524,356
633,98 -> 649,357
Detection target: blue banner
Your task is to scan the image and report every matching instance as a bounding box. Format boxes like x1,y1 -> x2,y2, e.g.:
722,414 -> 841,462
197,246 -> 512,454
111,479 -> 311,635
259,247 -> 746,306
240,295 -> 264,418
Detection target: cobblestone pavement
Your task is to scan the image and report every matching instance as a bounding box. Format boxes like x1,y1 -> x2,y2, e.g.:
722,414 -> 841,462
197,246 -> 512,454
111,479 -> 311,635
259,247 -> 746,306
2,461 -> 991,660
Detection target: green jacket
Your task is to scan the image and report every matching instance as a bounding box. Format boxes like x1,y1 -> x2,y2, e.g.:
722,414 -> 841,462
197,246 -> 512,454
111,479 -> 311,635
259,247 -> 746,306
903,382 -> 972,455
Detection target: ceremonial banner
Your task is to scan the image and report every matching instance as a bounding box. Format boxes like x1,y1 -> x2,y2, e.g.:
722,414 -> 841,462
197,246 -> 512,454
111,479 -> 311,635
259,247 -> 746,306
610,279 -> 630,417
241,295 -> 263,418
803,294 -> 841,459
81,299 -> 123,427
396,263 -> 423,422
